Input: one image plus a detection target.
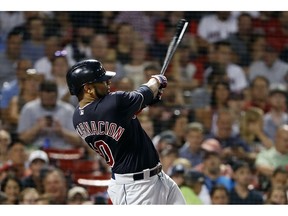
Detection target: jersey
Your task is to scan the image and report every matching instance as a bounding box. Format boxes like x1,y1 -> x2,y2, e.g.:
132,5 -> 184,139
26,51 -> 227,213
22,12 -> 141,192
72,85 -> 160,174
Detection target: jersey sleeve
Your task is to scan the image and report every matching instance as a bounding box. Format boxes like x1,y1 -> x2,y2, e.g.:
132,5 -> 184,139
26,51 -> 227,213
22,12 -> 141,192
116,85 -> 154,118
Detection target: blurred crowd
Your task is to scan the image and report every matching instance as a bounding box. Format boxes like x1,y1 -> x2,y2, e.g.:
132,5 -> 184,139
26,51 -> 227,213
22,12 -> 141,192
0,11 -> 288,205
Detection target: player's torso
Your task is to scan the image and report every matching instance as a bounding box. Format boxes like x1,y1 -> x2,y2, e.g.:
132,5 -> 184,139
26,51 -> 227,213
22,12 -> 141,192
73,92 -> 159,174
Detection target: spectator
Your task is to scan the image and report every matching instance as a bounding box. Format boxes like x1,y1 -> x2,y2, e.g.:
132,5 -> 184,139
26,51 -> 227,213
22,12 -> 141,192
263,84 -> 288,141
21,17 -> 46,64
113,22 -> 135,65
168,163 -> 186,187
227,13 -> 254,67
19,187 -> 39,204
180,169 -> 204,204
113,11 -> 156,45
210,81 -> 230,112
21,150 -> 49,193
166,109 -> 190,148
0,175 -> 23,204
50,52 -> 78,106
0,191 -> 7,204
64,21 -> 95,63
122,39 -> 152,89
36,193 -> 52,204
114,77 -> 134,92
101,48 -> 125,83
250,34 -> 267,63
178,122 -> 206,167
255,124 -> 288,178
153,130 -> 178,154
201,151 -> 233,192
193,138 -> 234,178
51,12 -> 74,47
260,166 -> 288,195
265,12 -> 288,62
243,75 -> 271,113
67,186 -> 89,205
0,59 -> 33,130
0,12 -> 25,43
169,44 -> 203,98
269,167 -> 288,190
153,109 -> 190,149
154,11 -> 186,46
159,146 -> 179,174
10,12 -> 49,41
227,92 -> 246,135
41,168 -> 68,204
4,139 -> 29,180
252,12 -> 279,36
210,185 -> 229,204
229,160 -> 264,204
204,41 -> 248,94
248,43 -> 288,87
33,35 -> 62,80
7,69 -> 43,134
239,107 -> 273,155
205,109 -> 251,162
0,129 -> 11,167
149,22 -> 176,64
265,186 -> 288,204
160,82 -> 185,108
90,34 -> 109,63
208,81 -> 233,135
197,11 -> 237,44
17,80 -> 82,150
0,29 -> 23,89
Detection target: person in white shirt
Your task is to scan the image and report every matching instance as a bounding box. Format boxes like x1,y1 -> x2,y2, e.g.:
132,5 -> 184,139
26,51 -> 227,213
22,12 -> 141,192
204,40 -> 248,93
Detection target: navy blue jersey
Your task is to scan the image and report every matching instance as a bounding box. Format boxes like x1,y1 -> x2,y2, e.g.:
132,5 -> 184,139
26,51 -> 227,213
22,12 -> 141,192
73,86 -> 160,174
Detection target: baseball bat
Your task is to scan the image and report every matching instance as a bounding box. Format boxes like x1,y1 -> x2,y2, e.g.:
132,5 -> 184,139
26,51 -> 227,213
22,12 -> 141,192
160,19 -> 189,75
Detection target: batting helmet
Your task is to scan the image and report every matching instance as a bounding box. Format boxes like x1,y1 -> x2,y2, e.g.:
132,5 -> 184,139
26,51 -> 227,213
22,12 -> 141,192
66,59 -> 116,95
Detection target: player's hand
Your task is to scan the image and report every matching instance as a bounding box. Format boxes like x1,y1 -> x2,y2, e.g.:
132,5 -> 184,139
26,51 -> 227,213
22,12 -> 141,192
151,75 -> 167,89
150,88 -> 164,105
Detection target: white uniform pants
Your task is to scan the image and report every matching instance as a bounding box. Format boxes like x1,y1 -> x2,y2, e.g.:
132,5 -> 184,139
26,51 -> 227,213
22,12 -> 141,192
107,171 -> 186,205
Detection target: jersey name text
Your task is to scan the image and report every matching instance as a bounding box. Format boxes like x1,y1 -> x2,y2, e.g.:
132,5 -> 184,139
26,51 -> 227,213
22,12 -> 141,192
76,121 -> 125,141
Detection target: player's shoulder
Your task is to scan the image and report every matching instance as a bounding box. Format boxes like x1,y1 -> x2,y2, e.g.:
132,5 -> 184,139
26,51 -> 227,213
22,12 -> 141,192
109,90 -> 129,98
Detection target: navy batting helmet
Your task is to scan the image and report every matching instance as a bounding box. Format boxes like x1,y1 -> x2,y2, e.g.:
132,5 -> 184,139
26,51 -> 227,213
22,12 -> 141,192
66,59 -> 116,95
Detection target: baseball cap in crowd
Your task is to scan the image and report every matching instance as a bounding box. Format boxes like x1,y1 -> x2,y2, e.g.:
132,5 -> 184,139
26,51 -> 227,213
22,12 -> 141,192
158,130 -> 178,146
168,163 -> 186,177
201,138 -> 222,154
68,186 -> 89,201
184,169 -> 205,184
28,150 -> 49,166
269,83 -> 287,97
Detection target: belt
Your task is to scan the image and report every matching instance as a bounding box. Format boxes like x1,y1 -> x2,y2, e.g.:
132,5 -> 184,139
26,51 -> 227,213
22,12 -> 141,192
111,163 -> 162,181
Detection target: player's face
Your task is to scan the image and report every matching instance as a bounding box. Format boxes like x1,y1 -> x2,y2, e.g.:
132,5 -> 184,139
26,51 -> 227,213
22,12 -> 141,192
93,80 -> 111,98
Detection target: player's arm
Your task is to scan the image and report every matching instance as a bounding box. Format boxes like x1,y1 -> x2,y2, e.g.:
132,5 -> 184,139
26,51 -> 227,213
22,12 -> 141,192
142,75 -> 167,98
117,75 -> 167,117
139,75 -> 167,106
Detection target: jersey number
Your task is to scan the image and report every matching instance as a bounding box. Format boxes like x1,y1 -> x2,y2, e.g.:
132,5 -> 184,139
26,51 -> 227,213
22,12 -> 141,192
93,140 -> 115,167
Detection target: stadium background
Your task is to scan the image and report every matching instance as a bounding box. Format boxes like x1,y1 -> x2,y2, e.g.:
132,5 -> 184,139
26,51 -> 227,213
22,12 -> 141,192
0,11 -> 288,205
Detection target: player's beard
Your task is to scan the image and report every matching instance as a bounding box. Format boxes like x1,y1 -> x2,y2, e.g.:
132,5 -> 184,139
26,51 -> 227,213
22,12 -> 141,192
93,82 -> 110,98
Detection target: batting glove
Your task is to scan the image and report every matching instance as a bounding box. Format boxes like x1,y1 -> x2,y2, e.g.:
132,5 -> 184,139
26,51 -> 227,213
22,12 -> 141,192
150,88 -> 164,105
151,75 -> 167,89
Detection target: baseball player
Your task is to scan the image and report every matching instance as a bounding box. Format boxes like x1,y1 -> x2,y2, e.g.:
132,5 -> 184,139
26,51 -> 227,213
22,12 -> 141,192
66,59 -> 186,204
